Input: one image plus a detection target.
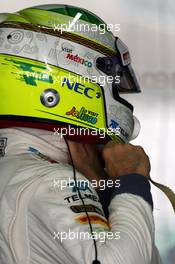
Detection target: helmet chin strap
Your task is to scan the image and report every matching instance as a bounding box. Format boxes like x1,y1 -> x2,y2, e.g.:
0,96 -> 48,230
148,177 -> 175,213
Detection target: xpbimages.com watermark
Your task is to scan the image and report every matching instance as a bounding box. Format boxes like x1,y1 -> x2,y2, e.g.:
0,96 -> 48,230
53,229 -> 120,243
53,22 -> 120,35
49,11 -> 120,34
53,126 -> 121,139
51,19 -> 120,35
20,71 -> 121,87
53,22 -> 120,34
51,177 -> 120,191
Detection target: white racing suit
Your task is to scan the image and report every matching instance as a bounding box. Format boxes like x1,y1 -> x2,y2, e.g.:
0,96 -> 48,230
0,128 -> 162,264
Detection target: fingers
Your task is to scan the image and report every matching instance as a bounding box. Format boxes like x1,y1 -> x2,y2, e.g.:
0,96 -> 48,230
102,141 -> 150,179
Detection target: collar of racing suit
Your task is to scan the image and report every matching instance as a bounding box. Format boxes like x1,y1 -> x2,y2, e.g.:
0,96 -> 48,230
0,127 -> 69,164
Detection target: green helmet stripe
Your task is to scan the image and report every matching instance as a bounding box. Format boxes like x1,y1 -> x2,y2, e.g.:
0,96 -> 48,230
47,6 -> 105,26
2,5 -> 116,52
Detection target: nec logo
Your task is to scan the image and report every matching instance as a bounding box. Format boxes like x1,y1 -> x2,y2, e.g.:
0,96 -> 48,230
61,77 -> 95,99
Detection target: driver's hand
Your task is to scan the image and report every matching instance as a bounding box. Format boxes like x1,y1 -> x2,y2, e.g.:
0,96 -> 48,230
102,141 -> 150,179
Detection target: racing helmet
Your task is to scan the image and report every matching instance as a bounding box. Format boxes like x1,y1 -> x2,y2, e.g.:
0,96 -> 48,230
0,4 -> 141,143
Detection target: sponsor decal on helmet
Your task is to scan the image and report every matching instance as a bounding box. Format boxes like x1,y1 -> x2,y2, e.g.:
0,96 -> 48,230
61,77 -> 95,99
66,53 -> 93,68
109,119 -> 129,139
108,105 -> 134,142
61,42 -> 74,53
0,137 -> 7,157
6,59 -> 53,86
66,106 -> 98,125
110,119 -> 119,129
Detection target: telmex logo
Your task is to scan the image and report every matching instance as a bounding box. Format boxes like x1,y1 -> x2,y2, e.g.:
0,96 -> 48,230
61,77 -> 95,99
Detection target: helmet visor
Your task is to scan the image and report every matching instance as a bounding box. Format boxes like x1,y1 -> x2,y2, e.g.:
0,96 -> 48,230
96,37 -> 141,94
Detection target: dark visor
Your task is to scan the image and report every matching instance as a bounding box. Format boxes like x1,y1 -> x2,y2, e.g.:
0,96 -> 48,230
96,37 -> 141,94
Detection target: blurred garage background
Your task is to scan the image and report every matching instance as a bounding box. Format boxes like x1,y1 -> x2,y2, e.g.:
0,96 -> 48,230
0,1 -> 174,263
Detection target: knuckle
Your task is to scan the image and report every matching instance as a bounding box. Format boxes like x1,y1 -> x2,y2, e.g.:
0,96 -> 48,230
135,145 -> 145,153
122,143 -> 132,150
128,143 -> 136,150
